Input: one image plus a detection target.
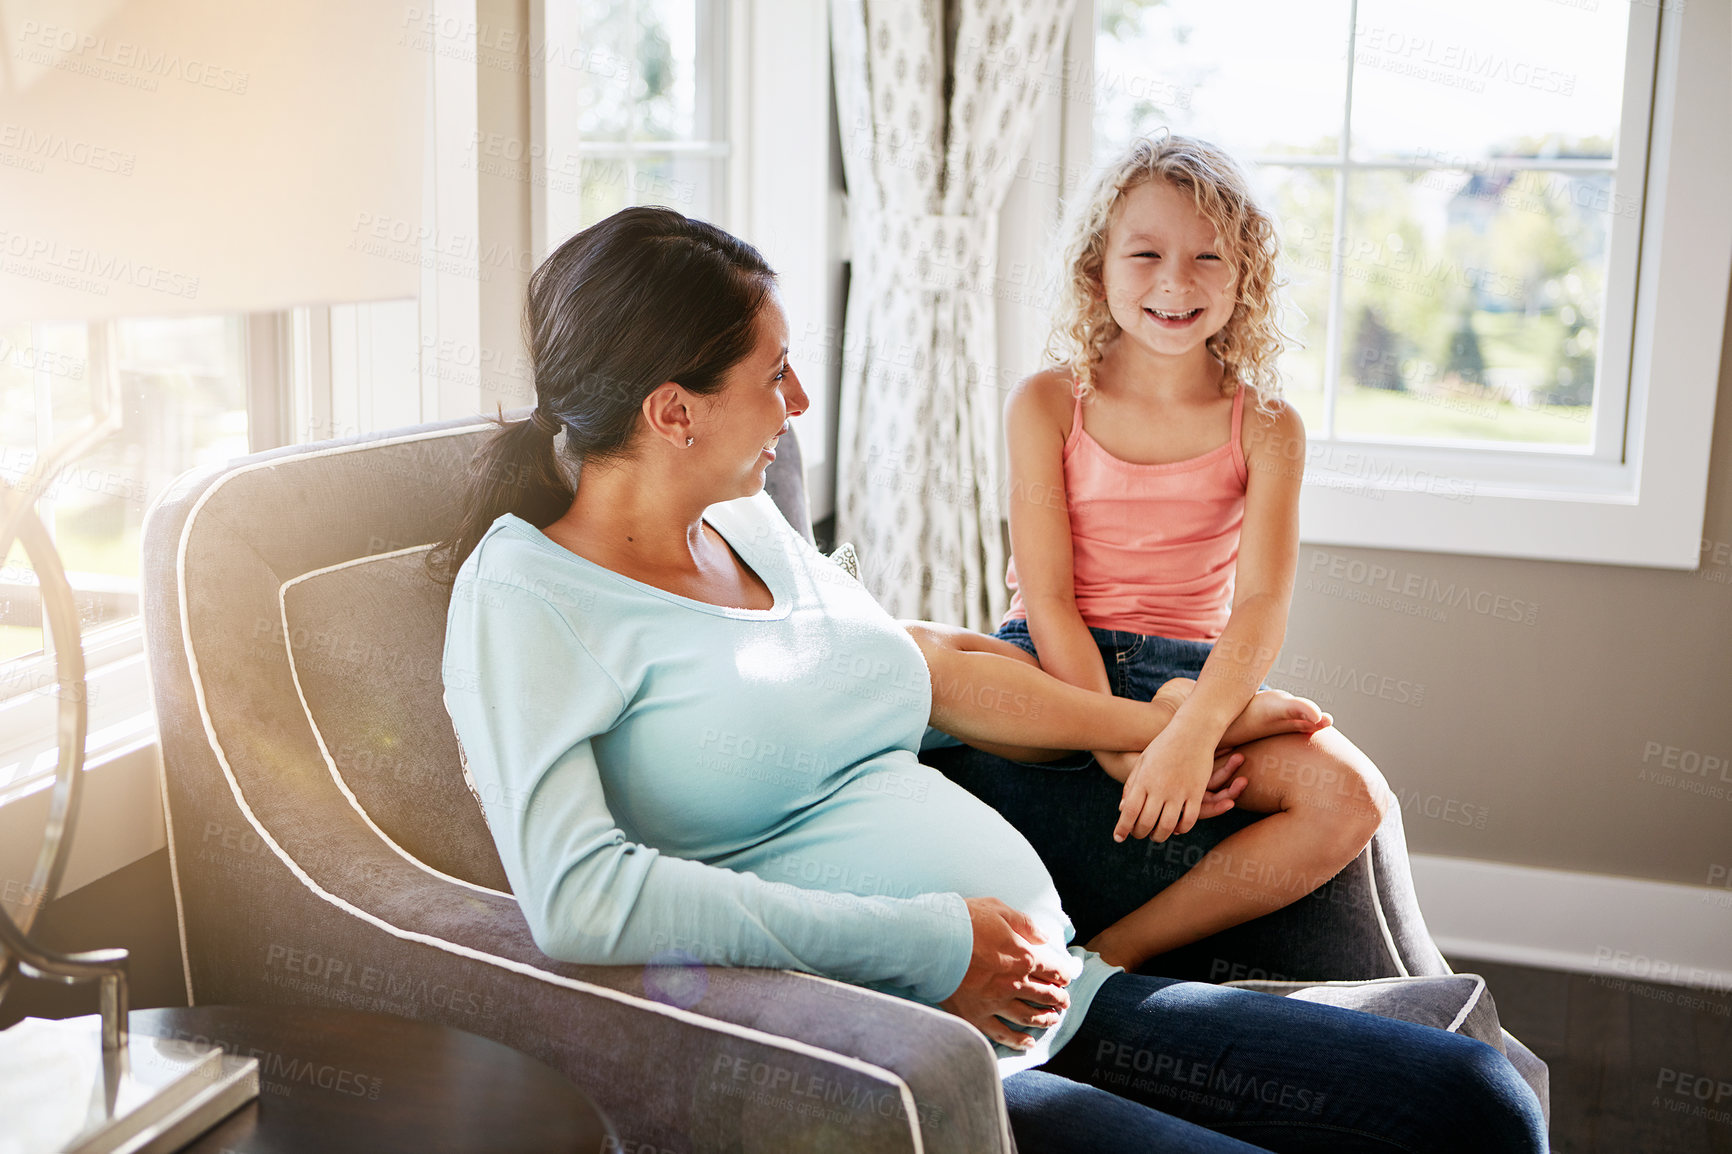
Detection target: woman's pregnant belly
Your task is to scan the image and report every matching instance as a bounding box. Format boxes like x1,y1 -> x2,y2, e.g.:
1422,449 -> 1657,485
713,751 -> 1118,1072
718,753 -> 1074,951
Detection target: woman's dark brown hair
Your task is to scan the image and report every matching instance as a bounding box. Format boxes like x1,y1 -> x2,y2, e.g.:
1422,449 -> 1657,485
429,207 -> 776,581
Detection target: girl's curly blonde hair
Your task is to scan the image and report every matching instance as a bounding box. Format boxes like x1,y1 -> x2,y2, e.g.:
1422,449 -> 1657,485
1048,133 -> 1289,412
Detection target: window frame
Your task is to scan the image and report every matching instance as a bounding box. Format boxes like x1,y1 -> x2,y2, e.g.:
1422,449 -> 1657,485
1063,0 -> 1729,568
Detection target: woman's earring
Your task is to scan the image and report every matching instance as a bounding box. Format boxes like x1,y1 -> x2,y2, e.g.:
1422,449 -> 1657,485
685,436 -> 695,447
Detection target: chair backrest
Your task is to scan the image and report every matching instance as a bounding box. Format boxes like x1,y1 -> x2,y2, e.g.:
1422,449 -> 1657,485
146,416 -> 813,896
282,544 -> 506,887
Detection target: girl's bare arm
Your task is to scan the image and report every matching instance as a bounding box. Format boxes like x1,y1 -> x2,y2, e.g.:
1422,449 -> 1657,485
1108,398 -> 1308,842
908,620 -> 1249,819
1166,399 -> 1307,746
1004,371 -> 1112,697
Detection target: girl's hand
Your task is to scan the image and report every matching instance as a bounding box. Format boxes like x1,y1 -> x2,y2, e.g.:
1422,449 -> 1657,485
1096,748 -> 1247,821
1114,730 -> 1231,843
939,897 -> 1079,1051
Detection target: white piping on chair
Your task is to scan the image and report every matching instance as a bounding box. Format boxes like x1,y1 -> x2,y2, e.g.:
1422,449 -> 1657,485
1444,973 -> 1488,1035
156,757 -> 197,1006
278,543 -> 510,900
1236,974 -> 1490,1036
171,427 -> 926,1152
141,495 -> 198,1007
1365,838 -> 1411,978
152,658 -> 198,1006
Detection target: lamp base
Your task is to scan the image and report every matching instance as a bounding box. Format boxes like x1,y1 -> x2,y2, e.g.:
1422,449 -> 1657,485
0,1014 -> 258,1154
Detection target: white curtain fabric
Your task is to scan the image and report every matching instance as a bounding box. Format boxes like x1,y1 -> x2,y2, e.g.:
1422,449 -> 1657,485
831,0 -> 1077,630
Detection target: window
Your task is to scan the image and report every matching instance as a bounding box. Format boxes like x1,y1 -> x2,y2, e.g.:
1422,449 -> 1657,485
539,0 -> 840,517
571,0 -> 732,229
0,303 -> 422,792
0,5 -> 534,877
1094,0 -> 1639,453
1065,0 -> 1728,566
0,317 -> 248,788
0,318 -> 248,664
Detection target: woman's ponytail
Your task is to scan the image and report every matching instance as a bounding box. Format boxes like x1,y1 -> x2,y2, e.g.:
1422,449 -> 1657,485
428,411 -> 575,583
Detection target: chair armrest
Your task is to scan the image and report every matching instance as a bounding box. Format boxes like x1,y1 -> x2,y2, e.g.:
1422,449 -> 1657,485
358,860 -> 1008,1151
493,964 -> 928,1153
256,846 -> 930,1153
1153,801 -> 1453,984
669,967 -> 1012,1154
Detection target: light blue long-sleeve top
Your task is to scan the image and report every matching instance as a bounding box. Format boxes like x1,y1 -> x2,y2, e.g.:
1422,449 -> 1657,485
441,490 -> 1117,1074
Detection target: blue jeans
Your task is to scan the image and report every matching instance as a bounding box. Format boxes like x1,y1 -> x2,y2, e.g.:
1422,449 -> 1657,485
995,617 -> 1264,699
1002,972 -> 1547,1152
955,620 -> 1347,958
926,623 -> 1546,1148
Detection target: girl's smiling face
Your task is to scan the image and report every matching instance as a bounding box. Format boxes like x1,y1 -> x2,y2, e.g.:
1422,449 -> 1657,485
1098,178 -> 1238,363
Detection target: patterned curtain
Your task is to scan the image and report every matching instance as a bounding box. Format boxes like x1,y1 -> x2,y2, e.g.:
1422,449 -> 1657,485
831,0 -> 1078,630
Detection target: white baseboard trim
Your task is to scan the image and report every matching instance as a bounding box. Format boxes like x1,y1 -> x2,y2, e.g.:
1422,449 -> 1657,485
1411,853 -> 1732,995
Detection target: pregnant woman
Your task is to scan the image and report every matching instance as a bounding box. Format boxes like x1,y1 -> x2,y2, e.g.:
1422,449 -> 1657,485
436,206 -> 1545,1152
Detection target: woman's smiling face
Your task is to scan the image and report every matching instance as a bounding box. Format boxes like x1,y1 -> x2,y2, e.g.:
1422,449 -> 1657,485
695,289 -> 808,500
1099,178 -> 1238,363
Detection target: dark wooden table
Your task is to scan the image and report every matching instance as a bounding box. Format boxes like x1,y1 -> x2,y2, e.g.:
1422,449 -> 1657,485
126,1005 -> 614,1153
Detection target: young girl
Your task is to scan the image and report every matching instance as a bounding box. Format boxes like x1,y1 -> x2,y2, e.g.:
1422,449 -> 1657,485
917,133 -> 1393,975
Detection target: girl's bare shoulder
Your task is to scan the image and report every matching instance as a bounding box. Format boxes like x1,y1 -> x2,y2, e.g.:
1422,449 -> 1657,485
1238,389 -> 1306,466
1006,367 -> 1080,440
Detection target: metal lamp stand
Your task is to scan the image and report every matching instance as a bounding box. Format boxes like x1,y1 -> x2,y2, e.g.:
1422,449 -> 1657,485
0,368 -> 258,1153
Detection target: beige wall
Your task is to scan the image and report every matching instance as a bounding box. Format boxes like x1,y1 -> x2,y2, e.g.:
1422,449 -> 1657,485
1275,271 -> 1732,890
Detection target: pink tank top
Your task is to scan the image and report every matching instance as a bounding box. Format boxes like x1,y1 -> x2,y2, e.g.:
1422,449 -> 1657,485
1004,385 -> 1249,642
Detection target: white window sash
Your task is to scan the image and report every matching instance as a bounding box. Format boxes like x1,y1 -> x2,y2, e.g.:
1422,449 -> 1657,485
738,1 -> 837,519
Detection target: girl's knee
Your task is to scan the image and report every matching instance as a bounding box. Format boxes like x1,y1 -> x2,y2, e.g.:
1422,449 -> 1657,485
1269,749 -> 1390,853
1338,758 -> 1393,833
1310,746 -> 1387,809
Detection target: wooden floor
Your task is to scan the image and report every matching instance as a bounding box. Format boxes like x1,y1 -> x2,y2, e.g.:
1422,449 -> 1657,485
1452,956 -> 1732,1154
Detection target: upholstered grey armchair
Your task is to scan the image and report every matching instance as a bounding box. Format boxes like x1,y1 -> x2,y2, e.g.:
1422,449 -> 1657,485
142,416 -> 1545,1154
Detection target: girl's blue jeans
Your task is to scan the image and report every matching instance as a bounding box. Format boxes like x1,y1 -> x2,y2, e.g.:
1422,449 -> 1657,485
943,621 -> 1547,1151
995,617 -> 1259,699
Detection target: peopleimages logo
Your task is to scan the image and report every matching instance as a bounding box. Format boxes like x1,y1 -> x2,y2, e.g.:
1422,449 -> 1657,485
1304,551 -> 1538,626
1270,652 -> 1425,707
15,20 -> 250,93
0,124 -> 135,174
0,228 -> 200,299
1351,25 -> 1576,96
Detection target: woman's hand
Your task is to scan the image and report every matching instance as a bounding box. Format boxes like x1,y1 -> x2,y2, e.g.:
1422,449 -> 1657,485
1091,747 -> 1139,783
1114,729 -> 1236,843
939,897 -> 1079,1051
